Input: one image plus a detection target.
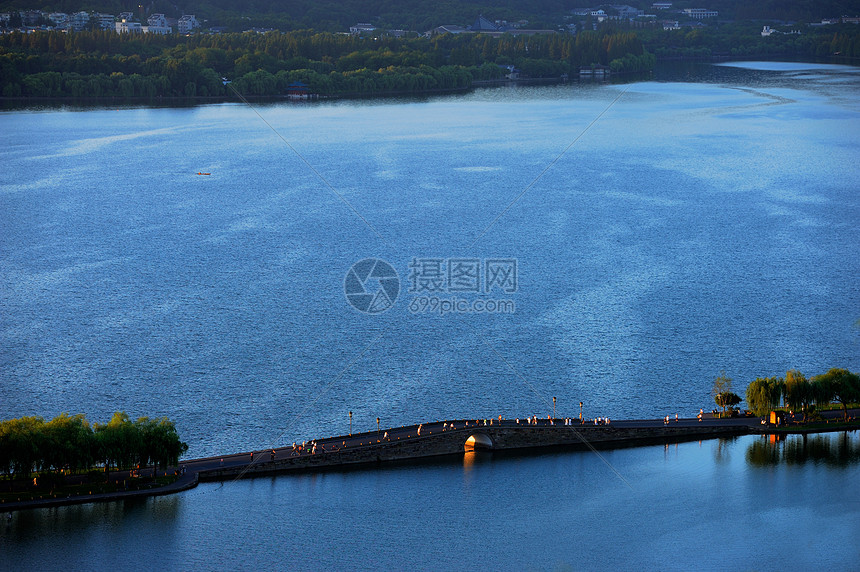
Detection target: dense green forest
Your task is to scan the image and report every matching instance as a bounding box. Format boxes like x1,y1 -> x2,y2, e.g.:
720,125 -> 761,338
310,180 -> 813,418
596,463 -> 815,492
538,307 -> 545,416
0,412 -> 188,479
3,20 -> 858,100
0,29 -> 653,98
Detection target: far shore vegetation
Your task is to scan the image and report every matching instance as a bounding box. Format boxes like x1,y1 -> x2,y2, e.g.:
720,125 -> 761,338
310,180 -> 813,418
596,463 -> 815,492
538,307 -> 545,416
0,28 -> 653,99
2,21 -> 858,102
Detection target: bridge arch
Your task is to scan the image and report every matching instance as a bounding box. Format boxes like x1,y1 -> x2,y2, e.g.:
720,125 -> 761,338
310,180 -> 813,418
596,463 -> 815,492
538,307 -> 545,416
464,433 -> 494,451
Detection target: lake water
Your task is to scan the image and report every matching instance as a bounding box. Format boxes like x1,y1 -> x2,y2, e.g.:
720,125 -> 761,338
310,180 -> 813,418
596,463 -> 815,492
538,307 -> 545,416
3,432 -> 860,569
1,61 -> 859,568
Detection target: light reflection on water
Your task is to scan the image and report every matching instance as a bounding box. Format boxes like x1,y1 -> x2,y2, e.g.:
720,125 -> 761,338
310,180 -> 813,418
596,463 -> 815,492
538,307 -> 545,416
747,430 -> 860,467
2,61 -> 860,567
1,63 -> 859,459
2,432 -> 859,569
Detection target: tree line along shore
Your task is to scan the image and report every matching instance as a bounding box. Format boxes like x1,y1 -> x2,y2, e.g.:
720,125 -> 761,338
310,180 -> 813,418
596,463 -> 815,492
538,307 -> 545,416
0,412 -> 187,488
0,29 -> 651,99
706,367 -> 860,421
2,22 -> 859,101
742,368 -> 860,421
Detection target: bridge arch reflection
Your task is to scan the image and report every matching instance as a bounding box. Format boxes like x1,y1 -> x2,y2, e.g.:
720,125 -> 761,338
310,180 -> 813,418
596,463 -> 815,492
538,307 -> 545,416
464,433 -> 494,451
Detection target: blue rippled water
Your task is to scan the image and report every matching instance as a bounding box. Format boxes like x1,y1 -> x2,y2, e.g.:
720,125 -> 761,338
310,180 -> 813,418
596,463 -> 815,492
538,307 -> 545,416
2,62 -> 859,460
2,59 -> 860,570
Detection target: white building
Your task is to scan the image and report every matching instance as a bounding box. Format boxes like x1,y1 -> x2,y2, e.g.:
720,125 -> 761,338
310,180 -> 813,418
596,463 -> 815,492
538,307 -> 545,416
612,5 -> 644,19
426,25 -> 467,36
21,10 -> 44,26
116,19 -> 142,33
349,23 -> 375,35
178,14 -> 200,34
70,11 -> 90,31
47,12 -> 69,28
145,13 -> 172,34
148,13 -> 168,27
94,13 -> 115,30
144,24 -> 172,34
683,9 -> 718,19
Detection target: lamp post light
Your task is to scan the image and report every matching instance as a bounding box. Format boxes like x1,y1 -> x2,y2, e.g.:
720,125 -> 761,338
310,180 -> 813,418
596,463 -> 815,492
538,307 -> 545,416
580,401 -> 583,423
349,411 -> 352,436
377,417 -> 380,439
553,396 -> 556,420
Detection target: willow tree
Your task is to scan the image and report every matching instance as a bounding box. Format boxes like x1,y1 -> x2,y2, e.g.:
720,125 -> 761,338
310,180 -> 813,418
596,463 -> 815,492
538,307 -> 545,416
42,413 -> 94,474
784,369 -> 812,420
745,377 -> 782,417
813,368 -> 860,420
137,417 -> 189,472
0,416 -> 45,478
94,412 -> 142,472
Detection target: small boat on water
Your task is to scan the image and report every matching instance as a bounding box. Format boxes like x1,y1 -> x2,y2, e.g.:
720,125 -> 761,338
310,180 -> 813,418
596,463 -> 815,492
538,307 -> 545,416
197,172 -> 211,176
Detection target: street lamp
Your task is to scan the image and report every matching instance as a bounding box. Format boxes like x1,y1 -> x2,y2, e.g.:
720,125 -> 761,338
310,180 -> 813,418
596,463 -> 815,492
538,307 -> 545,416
349,411 -> 352,436
580,401 -> 583,423
553,396 -> 557,420
377,417 -> 380,439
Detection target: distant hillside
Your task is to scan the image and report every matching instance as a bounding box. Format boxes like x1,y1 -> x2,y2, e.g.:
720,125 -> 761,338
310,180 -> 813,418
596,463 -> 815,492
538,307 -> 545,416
567,0 -> 860,21
1,0 -> 567,32
2,0 -> 859,33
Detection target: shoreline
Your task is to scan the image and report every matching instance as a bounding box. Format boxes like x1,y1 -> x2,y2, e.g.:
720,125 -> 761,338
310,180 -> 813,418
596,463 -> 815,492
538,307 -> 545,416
0,77 -> 565,108
3,411 -> 857,513
1,55 -> 855,110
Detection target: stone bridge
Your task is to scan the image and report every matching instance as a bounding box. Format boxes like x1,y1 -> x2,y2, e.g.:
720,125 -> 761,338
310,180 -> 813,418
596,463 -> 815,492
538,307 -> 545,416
199,420 -> 751,482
